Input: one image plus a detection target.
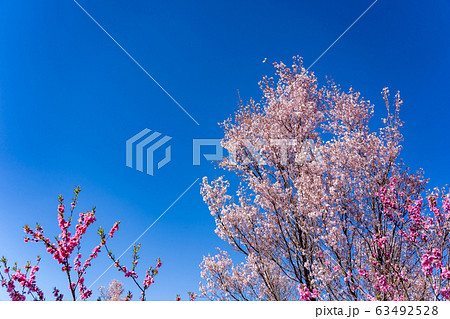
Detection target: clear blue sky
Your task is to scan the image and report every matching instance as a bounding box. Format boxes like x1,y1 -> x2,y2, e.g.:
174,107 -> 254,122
0,0 -> 449,300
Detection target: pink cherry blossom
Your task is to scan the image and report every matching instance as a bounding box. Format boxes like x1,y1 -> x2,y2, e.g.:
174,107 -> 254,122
199,56 -> 450,301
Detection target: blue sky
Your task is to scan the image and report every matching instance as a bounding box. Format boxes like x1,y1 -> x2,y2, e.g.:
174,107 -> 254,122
0,0 -> 449,300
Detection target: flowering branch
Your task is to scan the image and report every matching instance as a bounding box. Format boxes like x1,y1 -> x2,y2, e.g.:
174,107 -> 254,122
1,187 -> 163,301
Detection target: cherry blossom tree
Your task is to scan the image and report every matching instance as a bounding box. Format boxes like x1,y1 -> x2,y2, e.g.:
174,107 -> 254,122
199,56 -> 448,300
99,279 -> 126,301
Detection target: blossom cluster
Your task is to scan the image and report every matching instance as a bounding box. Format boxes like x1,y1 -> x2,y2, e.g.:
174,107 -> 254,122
1,187 -> 164,301
0,257 -> 44,301
298,284 -> 318,301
